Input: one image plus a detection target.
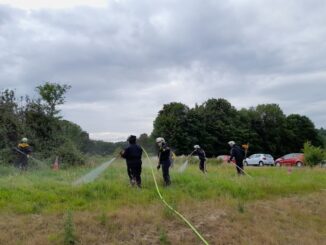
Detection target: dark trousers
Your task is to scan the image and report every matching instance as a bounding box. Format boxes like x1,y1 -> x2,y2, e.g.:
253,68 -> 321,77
161,162 -> 171,186
126,163 -> 142,186
199,159 -> 206,172
17,156 -> 28,171
236,160 -> 244,175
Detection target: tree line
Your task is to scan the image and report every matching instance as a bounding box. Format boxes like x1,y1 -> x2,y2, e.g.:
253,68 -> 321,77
1,83 -> 324,166
151,99 -> 324,157
0,83 -> 125,166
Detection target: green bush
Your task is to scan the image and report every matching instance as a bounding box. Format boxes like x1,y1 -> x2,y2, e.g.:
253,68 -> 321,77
56,141 -> 85,166
303,142 -> 324,167
0,147 -> 16,165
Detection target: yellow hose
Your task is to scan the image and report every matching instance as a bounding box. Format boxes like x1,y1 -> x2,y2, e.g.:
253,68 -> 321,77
142,147 -> 209,245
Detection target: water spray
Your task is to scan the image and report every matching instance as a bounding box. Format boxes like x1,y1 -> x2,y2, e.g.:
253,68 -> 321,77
178,150 -> 195,173
72,157 -> 117,186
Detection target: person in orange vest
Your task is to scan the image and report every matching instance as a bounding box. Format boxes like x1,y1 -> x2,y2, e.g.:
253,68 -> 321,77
16,138 -> 32,171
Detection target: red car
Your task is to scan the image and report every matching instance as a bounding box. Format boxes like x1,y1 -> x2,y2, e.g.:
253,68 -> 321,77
275,153 -> 304,167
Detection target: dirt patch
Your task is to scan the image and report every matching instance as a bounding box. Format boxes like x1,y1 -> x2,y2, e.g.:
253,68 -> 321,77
0,192 -> 325,244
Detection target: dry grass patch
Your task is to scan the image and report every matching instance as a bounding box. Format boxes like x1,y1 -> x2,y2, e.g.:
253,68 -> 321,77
0,192 -> 325,244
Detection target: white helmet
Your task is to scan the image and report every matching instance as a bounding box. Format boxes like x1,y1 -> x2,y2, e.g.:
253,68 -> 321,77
228,141 -> 235,146
21,137 -> 28,143
194,145 -> 200,149
156,137 -> 165,144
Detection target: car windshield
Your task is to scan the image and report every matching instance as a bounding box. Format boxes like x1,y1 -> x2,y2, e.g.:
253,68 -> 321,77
284,154 -> 292,159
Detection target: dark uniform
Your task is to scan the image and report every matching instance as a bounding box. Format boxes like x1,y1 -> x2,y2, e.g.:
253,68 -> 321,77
17,143 -> 32,171
229,144 -> 245,175
158,143 -> 171,186
121,136 -> 143,187
194,148 -> 207,173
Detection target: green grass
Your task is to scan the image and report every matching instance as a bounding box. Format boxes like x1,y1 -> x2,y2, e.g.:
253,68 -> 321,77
0,157 -> 325,215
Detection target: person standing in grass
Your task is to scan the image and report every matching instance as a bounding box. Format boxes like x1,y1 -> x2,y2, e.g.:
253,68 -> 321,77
120,135 -> 143,188
193,145 -> 207,173
156,137 -> 172,186
16,137 -> 32,171
228,141 -> 245,175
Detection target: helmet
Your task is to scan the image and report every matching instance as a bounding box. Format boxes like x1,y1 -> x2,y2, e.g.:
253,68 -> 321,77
127,135 -> 136,144
21,138 -> 28,143
156,137 -> 165,144
194,145 -> 200,149
228,141 -> 235,146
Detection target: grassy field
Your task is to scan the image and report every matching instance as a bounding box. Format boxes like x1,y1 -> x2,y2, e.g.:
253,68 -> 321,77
0,157 -> 325,244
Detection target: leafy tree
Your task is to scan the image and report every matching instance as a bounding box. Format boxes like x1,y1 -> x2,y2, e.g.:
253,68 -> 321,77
237,108 -> 264,155
23,99 -> 55,155
59,120 -> 90,153
36,82 -> 71,117
184,106 -> 207,154
198,98 -> 239,156
249,104 -> 286,156
317,128 -> 326,148
284,114 -> 321,153
0,90 -> 23,164
0,90 -> 21,148
152,102 -> 190,154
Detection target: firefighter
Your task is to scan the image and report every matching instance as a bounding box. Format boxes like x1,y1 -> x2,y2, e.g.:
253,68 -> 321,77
16,137 -> 32,171
228,141 -> 245,175
193,145 -> 207,173
120,135 -> 143,188
156,137 -> 171,186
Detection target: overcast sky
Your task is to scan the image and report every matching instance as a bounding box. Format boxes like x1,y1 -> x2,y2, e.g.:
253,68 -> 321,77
1,0 -> 325,142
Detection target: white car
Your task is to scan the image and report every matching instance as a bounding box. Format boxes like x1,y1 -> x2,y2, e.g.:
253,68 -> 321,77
244,154 -> 275,166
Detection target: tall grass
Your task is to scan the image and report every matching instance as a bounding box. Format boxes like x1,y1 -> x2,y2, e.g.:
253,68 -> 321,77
0,158 -> 325,215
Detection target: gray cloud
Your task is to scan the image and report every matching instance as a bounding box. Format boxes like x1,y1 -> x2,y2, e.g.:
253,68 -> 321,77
1,0 -> 326,141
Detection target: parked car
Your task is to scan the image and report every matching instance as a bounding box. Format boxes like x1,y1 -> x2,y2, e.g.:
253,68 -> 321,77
217,155 -> 235,163
275,153 -> 304,167
243,153 -> 275,166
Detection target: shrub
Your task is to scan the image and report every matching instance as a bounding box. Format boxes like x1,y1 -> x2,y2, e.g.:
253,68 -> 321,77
0,147 -> 15,165
56,140 -> 85,166
303,142 -> 324,167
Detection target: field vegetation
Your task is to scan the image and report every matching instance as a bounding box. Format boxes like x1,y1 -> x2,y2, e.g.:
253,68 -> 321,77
0,157 -> 325,244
